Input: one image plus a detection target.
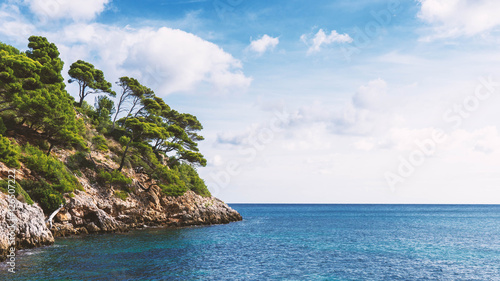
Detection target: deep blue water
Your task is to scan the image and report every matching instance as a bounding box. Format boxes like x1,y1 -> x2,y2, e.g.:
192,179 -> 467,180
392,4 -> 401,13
2,204 -> 500,280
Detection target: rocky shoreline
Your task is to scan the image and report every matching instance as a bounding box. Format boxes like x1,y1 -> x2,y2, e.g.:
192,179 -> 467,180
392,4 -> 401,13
0,183 -> 242,261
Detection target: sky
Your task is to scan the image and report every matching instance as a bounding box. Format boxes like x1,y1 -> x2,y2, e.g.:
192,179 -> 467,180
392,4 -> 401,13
2,0 -> 500,203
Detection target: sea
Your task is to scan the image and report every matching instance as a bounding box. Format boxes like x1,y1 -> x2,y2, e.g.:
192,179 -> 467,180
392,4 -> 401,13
1,204 -> 500,280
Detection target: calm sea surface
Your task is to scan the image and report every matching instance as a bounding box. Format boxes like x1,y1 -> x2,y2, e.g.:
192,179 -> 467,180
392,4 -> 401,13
2,204 -> 500,280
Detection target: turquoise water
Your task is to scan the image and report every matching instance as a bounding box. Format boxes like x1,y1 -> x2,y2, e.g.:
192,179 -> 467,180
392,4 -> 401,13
2,204 -> 500,280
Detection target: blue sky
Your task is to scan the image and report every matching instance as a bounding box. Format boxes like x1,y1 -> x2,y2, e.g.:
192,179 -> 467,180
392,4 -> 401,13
2,0 -> 500,203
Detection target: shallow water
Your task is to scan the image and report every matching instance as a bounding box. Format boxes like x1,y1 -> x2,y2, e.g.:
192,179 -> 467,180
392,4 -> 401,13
2,204 -> 500,280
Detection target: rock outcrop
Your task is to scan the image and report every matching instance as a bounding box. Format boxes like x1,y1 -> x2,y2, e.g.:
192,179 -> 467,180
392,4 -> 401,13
0,194 -> 54,262
50,182 -> 242,237
0,167 -> 242,261
0,148 -> 241,262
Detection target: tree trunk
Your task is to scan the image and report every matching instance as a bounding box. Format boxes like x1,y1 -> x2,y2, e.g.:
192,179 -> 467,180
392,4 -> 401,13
46,204 -> 64,229
117,137 -> 133,171
111,117 -> 117,131
111,95 -> 126,131
78,95 -> 84,108
47,142 -> 55,156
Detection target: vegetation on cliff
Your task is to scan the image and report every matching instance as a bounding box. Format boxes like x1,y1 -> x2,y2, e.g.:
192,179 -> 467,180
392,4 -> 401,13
0,36 -> 211,214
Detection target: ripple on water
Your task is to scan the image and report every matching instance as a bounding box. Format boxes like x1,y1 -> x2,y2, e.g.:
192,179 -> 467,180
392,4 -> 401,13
2,204 -> 500,280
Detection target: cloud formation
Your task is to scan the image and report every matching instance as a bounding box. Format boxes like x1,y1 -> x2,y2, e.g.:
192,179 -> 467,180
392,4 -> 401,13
418,0 -> 500,39
352,78 -> 387,109
301,29 -> 352,54
24,0 -> 111,22
0,3 -> 252,96
248,34 -> 279,55
121,27 -> 252,94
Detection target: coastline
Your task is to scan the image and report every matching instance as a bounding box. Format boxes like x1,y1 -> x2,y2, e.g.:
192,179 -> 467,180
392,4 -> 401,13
0,188 -> 242,262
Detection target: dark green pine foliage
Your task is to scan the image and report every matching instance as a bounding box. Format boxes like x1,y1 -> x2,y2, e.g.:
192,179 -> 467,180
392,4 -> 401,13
0,36 -> 85,155
0,36 -> 211,202
68,60 -> 115,107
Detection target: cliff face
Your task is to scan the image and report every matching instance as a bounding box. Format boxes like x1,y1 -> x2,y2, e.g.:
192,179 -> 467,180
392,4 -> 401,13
50,181 -> 242,237
0,194 -> 54,262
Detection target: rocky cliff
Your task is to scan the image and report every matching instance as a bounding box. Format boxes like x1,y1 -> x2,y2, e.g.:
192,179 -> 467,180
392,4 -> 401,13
0,162 -> 242,262
50,183 -> 242,237
0,193 -> 54,262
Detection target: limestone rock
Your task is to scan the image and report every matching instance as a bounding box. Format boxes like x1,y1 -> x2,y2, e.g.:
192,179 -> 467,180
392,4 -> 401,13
0,194 -> 54,262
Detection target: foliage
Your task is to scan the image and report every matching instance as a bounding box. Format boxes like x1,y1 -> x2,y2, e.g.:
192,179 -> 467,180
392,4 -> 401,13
93,95 -> 114,133
78,100 -> 97,119
153,166 -> 187,196
92,135 -> 108,152
21,143 -> 81,193
0,36 -> 86,155
68,60 -> 114,107
117,116 -> 164,171
112,76 -> 155,130
175,163 -> 211,197
97,170 -> 132,188
0,135 -> 20,168
128,142 -> 159,175
66,151 -> 94,172
118,135 -> 130,146
25,36 -> 64,84
151,109 -> 207,167
1,36 -> 213,210
0,117 -> 6,135
94,95 -> 115,118
19,180 -> 65,214
159,183 -> 188,197
114,190 -> 128,201
0,41 -> 43,114
0,180 -> 34,205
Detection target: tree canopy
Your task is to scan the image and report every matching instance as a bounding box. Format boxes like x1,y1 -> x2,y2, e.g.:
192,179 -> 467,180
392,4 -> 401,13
0,36 -> 85,155
68,60 -> 115,107
0,35 -> 211,204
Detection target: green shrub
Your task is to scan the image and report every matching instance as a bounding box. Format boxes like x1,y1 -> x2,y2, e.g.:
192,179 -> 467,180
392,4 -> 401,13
130,154 -> 151,174
20,180 -> 64,214
79,100 -> 98,120
97,170 -> 132,187
128,144 -> 159,175
0,180 -> 34,205
91,135 -> 108,152
159,183 -> 187,197
176,164 -> 211,197
66,151 -> 94,172
118,135 -> 130,146
35,139 -> 50,152
114,190 -> 128,201
21,143 -> 81,193
0,135 -> 20,168
0,117 -> 6,135
133,143 -> 159,166
153,166 -> 188,196
107,127 -> 126,143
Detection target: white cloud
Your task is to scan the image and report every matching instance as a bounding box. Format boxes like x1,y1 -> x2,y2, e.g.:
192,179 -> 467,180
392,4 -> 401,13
0,4 -> 35,44
301,29 -> 352,54
352,78 -> 387,109
248,34 -> 279,55
121,27 -> 252,94
0,3 -> 252,96
354,139 -> 376,151
24,0 -> 111,22
418,0 -> 500,39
